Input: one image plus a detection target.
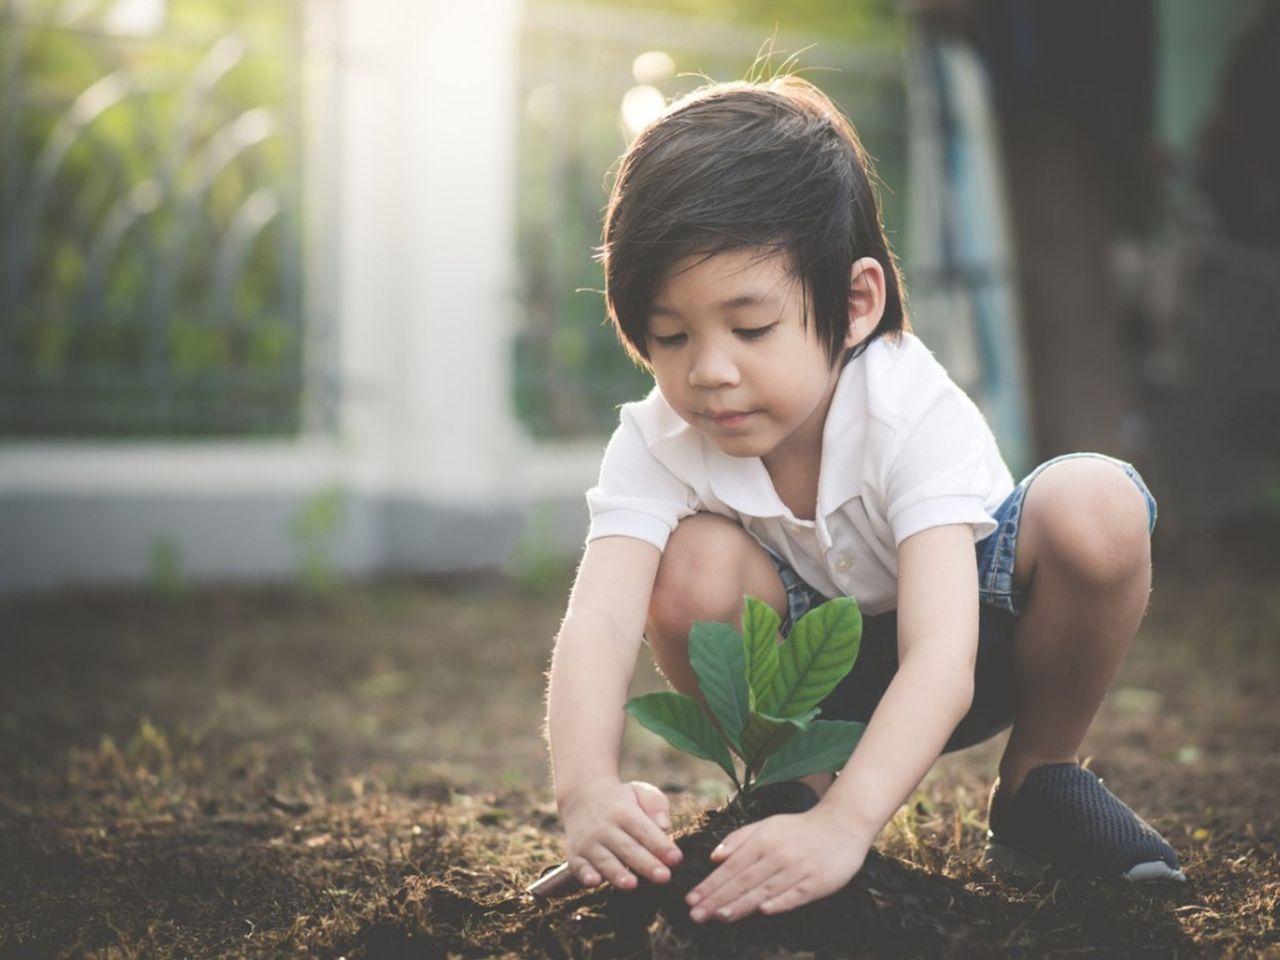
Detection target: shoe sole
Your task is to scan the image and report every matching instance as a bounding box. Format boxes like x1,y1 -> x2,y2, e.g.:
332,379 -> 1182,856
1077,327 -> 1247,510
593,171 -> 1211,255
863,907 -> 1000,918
1124,860 -> 1187,883
983,842 -> 1187,884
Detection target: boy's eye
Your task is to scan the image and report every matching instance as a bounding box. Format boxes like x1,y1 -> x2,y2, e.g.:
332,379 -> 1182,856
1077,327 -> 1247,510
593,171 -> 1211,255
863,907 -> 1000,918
735,323 -> 777,340
650,333 -> 687,348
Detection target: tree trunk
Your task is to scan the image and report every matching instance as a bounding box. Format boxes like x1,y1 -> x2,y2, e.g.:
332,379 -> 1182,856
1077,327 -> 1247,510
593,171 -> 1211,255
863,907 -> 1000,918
1000,110 -> 1134,460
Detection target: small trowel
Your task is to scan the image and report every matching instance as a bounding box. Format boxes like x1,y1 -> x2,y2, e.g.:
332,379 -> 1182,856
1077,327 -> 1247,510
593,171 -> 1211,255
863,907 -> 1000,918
525,860 -> 583,898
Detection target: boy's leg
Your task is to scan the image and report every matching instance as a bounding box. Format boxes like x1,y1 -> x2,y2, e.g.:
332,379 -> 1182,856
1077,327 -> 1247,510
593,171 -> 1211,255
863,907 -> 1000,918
990,456 -> 1182,880
999,456 -> 1153,794
645,513 -> 833,798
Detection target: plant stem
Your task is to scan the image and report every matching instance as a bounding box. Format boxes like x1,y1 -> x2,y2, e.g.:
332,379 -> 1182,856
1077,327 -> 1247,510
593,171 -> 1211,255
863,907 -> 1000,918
714,728 -> 743,793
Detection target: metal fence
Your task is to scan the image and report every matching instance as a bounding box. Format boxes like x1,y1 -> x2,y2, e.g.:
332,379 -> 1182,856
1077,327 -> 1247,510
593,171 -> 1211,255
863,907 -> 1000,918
513,3 -> 908,440
0,0 -> 318,437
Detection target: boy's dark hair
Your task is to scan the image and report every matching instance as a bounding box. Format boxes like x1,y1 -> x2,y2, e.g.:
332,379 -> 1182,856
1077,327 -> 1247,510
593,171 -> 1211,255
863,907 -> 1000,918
599,76 -> 909,368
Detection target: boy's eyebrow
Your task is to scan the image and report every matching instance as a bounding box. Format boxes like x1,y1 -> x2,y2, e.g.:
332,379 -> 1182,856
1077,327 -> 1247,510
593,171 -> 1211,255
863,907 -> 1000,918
649,293 -> 781,318
719,293 -> 779,311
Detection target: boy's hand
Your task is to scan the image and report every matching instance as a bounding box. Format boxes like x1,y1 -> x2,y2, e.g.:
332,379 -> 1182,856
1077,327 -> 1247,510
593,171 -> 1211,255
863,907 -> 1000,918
559,779 -> 684,890
685,804 -> 871,922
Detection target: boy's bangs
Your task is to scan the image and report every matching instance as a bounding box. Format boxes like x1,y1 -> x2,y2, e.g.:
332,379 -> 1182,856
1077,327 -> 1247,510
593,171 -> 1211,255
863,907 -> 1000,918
601,77 -> 908,368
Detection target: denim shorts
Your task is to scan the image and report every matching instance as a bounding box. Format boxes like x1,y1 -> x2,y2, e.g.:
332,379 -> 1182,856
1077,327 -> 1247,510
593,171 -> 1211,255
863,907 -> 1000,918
768,452 -> 1157,753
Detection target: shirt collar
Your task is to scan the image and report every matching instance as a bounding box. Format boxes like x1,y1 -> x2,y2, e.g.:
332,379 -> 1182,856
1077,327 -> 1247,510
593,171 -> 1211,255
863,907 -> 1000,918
644,393 -> 789,519
645,356 -> 869,520
815,359 -> 869,514
702,440 -> 790,518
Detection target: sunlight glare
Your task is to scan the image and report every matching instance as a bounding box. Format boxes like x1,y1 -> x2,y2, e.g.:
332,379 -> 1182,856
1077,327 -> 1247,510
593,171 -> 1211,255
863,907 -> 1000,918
621,85 -> 665,138
104,0 -> 166,35
631,50 -> 675,85
525,84 -> 558,128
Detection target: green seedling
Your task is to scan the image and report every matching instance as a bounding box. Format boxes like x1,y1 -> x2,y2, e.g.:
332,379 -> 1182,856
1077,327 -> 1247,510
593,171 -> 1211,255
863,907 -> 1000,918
625,595 -> 864,797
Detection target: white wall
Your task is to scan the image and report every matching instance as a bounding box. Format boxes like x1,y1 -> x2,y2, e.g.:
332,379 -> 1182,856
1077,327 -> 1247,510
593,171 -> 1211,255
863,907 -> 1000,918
334,0 -> 528,501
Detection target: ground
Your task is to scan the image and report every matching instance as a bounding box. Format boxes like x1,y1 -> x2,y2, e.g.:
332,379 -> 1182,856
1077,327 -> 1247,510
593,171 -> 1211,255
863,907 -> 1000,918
1,552 -> 1277,959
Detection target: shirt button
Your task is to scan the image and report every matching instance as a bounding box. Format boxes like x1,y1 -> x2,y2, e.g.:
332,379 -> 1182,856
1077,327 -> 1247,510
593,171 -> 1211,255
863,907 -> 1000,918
834,554 -> 852,571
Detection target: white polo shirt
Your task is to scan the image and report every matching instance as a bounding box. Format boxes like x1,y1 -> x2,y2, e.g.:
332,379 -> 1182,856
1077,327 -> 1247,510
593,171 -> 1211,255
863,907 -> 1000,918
586,332 -> 1014,615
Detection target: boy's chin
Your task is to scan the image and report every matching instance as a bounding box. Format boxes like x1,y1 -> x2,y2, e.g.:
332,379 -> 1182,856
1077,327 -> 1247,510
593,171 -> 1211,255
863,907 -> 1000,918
702,433 -> 775,460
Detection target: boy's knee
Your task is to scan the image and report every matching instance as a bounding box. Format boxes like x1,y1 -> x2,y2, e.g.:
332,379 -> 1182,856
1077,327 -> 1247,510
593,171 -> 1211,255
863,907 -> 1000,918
648,514 -> 755,643
1029,458 -> 1151,587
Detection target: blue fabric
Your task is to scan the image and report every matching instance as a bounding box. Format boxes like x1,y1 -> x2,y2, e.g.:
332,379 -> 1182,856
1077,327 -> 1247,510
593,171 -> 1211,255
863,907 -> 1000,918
767,452 -> 1157,753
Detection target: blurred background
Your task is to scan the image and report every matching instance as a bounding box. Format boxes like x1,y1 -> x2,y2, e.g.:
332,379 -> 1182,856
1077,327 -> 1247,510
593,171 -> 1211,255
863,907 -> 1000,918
2,0 -> 1277,596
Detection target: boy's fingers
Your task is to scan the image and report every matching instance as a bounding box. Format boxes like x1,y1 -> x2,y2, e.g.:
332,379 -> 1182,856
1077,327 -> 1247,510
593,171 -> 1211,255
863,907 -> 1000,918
567,857 -> 601,888
711,820 -> 762,861
701,855 -> 788,921
623,807 -> 683,865
689,834 -> 765,907
586,844 -> 637,890
630,782 -> 672,830
610,826 -> 672,884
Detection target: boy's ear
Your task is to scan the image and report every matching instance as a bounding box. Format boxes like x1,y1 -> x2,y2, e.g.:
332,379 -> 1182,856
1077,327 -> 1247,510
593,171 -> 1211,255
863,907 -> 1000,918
845,257 -> 886,350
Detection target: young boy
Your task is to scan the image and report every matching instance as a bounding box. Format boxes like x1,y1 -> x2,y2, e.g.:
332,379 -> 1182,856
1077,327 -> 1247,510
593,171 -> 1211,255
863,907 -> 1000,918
543,76 -> 1183,925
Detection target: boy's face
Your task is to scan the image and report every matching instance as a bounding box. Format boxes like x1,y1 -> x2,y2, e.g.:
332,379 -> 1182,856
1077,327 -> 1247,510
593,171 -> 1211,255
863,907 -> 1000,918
645,248 -> 852,469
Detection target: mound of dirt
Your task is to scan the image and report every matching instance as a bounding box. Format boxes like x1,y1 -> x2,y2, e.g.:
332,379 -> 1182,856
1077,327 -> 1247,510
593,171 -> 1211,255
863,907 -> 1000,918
352,798 -> 1196,960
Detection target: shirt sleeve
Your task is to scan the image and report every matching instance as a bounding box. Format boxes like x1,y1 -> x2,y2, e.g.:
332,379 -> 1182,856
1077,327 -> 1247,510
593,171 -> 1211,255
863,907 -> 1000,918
882,388 -> 1001,546
585,408 -> 699,550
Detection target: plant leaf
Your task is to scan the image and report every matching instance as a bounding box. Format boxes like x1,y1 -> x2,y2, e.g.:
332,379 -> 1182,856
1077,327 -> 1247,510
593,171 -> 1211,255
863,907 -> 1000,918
773,596 -> 862,719
741,596 -> 782,714
625,692 -> 738,781
753,719 -> 866,788
688,620 -> 750,754
740,707 -> 819,771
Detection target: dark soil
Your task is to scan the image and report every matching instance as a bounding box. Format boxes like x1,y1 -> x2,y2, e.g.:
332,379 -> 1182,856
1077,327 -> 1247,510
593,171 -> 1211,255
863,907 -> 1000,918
354,799 -> 1223,960
1,556 -> 1278,958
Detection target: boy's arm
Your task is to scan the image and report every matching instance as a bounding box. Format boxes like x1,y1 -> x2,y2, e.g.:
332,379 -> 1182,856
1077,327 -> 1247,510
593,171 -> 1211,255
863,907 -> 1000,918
546,535 -> 684,890
684,523 -> 978,922
819,522 -> 979,837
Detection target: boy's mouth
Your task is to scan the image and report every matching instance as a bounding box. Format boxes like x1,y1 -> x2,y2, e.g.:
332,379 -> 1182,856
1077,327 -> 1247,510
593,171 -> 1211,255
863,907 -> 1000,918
701,409 -> 755,428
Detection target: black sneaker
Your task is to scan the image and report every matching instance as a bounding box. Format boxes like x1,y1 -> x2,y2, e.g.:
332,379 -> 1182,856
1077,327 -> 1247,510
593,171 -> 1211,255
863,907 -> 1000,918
984,762 -> 1186,883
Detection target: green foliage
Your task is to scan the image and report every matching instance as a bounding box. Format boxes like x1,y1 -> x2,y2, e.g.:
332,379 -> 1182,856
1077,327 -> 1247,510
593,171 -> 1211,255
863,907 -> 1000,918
687,620 -> 751,755
505,503 -> 579,595
527,0 -> 906,47
1260,475 -> 1280,515
147,534 -> 187,601
125,716 -> 169,761
741,597 -> 782,711
772,596 -> 862,718
625,595 -> 864,796
740,707 -> 815,765
170,319 -> 231,377
246,319 -> 292,369
624,691 -> 738,783
288,486 -> 345,594
755,718 -> 866,788
1,0 -> 306,436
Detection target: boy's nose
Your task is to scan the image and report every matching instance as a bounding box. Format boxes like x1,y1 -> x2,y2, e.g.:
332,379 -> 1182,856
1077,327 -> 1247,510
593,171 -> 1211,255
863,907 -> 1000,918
687,346 -> 739,388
